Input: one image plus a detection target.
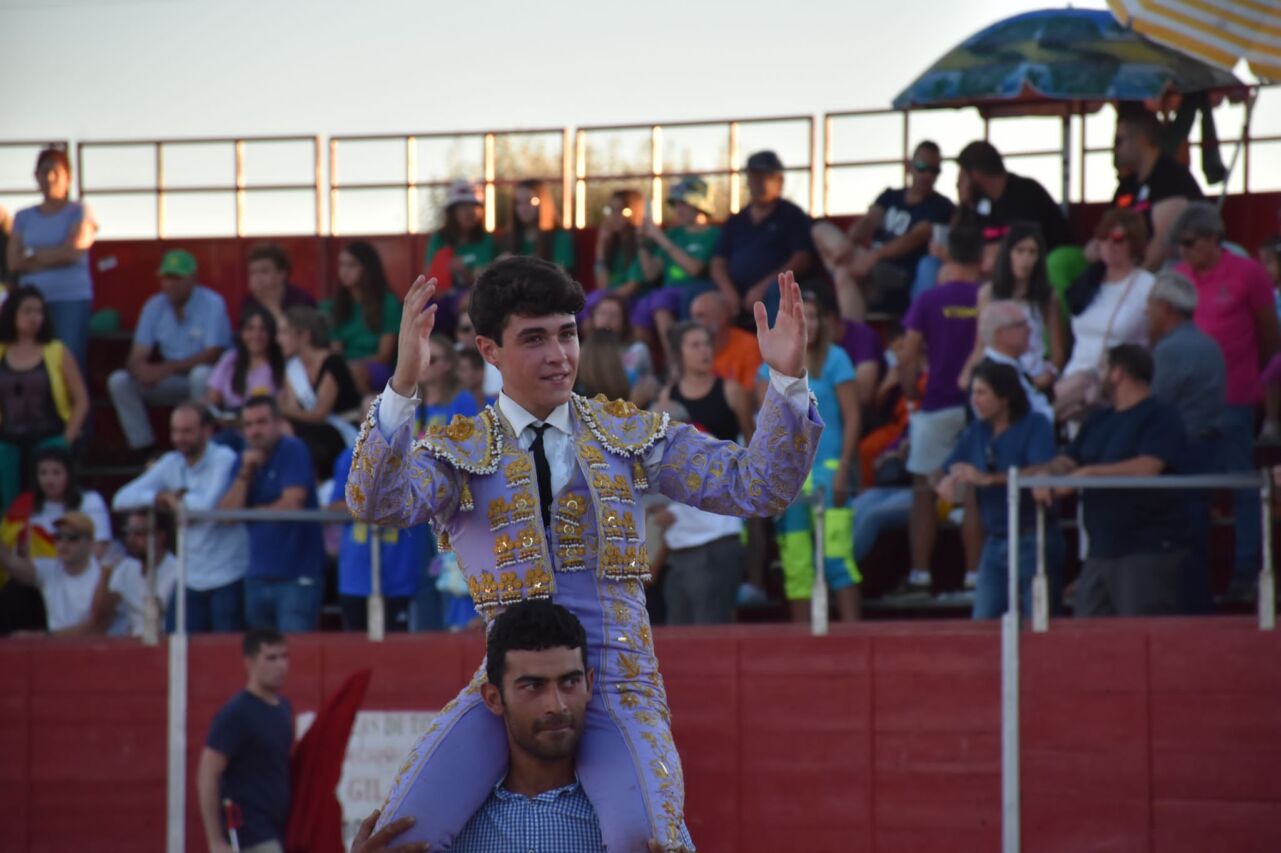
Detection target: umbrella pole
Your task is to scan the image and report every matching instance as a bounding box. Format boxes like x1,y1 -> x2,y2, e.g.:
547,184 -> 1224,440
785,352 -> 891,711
1060,113 -> 1071,214
1217,89 -> 1256,211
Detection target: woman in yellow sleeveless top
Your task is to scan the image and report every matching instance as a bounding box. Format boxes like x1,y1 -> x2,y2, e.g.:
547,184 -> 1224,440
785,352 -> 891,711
0,285 -> 89,514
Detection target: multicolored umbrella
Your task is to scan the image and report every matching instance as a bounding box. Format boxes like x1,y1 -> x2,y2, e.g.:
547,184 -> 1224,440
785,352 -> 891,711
1109,0 -> 1281,81
893,7 -> 1246,115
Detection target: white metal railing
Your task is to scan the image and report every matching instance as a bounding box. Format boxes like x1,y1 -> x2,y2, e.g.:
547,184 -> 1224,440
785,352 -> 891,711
141,477 -> 1277,853
161,505 -> 381,853
997,468 -> 1275,853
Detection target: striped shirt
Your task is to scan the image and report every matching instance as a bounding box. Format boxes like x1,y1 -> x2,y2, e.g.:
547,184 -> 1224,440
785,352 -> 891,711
451,777 -> 604,852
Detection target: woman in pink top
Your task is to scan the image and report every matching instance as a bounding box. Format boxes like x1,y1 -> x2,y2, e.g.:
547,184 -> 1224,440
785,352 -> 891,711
1172,202 -> 1281,598
205,305 -> 286,417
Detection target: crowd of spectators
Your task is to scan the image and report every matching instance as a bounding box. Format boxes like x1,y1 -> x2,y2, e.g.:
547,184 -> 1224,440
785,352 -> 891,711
1,113 -> 1280,638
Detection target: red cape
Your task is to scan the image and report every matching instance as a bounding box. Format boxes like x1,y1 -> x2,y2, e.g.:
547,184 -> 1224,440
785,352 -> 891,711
286,669 -> 372,853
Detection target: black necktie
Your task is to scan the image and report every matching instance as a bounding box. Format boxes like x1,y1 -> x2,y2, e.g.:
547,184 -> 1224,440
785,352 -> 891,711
529,423 -> 553,528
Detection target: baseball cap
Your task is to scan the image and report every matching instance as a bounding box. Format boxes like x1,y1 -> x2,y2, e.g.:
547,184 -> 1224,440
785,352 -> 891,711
54,511 -> 95,540
445,179 -> 484,208
667,176 -> 714,216
157,249 -> 198,278
745,150 -> 784,173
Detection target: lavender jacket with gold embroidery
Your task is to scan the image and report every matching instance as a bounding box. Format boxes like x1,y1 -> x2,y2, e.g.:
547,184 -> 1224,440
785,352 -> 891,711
345,385 -> 821,849
347,385 -> 821,607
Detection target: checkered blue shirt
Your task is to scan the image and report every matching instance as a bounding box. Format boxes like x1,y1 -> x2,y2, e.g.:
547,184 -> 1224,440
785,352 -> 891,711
450,776 -> 604,852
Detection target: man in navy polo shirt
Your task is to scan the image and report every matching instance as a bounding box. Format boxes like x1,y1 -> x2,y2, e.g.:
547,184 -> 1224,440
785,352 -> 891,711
219,395 -> 325,632
198,628 -> 293,853
710,150 -> 816,321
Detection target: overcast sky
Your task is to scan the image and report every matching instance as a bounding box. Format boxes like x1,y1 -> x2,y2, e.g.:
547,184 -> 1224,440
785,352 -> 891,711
4,0 -> 1091,138
2,0 -> 1271,237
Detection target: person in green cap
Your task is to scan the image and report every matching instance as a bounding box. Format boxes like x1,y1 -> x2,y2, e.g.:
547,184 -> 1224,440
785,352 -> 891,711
632,176 -> 722,360
107,249 -> 232,450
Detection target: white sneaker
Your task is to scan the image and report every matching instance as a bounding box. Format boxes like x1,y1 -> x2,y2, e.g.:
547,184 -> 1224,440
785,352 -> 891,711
907,569 -> 932,589
963,571 -> 978,590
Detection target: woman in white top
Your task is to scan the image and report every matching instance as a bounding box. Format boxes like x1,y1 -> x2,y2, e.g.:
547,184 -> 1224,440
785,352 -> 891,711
3,445 -> 111,560
1055,209 -> 1155,422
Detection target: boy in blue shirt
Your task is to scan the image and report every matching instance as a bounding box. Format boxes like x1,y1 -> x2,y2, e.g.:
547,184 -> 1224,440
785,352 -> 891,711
329,447 -> 427,631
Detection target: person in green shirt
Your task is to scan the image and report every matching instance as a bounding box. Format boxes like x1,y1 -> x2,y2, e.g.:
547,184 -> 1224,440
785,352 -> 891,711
424,179 -> 497,292
321,241 -> 402,394
591,188 -> 648,298
500,179 -> 575,271
633,176 -> 722,360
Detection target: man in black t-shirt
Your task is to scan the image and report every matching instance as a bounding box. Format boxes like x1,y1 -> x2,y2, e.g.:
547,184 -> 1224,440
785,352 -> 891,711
813,141 -> 955,318
1039,344 -> 1190,617
198,629 -> 294,853
1098,108 -> 1203,271
956,140 -> 1072,265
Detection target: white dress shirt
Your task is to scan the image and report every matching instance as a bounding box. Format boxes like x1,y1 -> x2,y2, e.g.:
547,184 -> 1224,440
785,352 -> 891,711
111,444 -> 249,591
107,552 -> 179,637
377,370 -> 812,498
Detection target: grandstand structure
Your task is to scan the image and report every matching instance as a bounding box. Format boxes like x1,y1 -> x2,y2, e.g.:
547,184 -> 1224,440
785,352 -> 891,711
2,87 -> 1280,853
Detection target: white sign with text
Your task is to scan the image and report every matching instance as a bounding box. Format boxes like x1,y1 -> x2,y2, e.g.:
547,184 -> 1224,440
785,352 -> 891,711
296,710 -> 438,846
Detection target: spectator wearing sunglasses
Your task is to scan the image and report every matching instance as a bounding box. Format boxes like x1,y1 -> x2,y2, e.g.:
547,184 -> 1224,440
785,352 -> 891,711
936,360 -> 1061,619
0,511 -> 121,635
1054,210 -> 1155,425
1172,202 -> 1281,602
813,141 -> 955,318
1098,108 -> 1203,272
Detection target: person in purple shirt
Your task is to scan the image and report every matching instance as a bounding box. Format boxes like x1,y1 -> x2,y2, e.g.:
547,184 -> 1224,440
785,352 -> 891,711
836,316 -> 885,410
239,242 -> 316,328
899,223 -> 981,593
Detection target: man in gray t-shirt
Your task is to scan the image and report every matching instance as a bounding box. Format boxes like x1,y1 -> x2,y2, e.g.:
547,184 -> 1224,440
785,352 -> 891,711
1147,272 -> 1226,440
1147,271 -> 1226,613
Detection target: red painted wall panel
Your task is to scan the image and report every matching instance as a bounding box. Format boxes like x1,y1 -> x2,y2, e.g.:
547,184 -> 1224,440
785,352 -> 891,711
3,619 -> 1280,853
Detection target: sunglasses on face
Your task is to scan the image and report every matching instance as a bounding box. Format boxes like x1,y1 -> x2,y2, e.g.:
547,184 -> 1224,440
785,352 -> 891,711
125,527 -> 152,537
55,532 -> 85,543
911,160 -> 941,175
457,323 -> 474,333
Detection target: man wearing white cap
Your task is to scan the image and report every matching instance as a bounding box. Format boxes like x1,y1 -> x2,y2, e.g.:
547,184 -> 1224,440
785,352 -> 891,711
425,179 -> 496,292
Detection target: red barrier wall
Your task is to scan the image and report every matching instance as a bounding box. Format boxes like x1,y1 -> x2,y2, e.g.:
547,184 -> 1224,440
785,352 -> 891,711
2,618 -> 1279,853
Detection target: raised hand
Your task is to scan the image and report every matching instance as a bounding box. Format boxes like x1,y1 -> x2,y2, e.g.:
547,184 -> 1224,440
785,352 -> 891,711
754,270 -> 807,378
390,276 -> 439,397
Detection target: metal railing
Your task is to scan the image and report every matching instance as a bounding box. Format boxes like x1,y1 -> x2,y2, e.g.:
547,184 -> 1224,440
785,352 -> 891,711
137,476 -> 1279,853
821,82 -> 1281,215
76,135 -> 324,238
573,115 -> 818,227
158,505 -> 389,853
994,469 -> 1276,853
328,127 -> 571,235
12,84 -> 1277,237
